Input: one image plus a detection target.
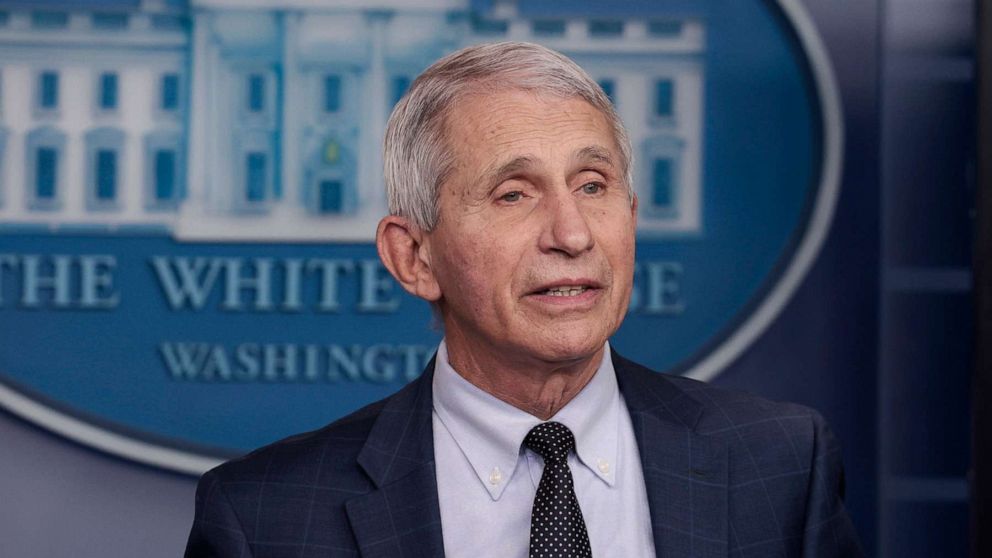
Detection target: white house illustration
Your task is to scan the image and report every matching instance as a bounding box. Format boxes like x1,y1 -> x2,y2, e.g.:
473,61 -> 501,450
0,0 -> 704,241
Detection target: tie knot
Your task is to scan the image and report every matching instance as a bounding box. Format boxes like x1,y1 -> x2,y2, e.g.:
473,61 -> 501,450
524,421 -> 576,464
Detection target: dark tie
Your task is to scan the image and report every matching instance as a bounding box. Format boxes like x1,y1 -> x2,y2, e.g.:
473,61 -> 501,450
524,421 -> 592,558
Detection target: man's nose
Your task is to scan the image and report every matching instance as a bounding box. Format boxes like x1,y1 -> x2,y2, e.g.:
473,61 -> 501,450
538,191 -> 595,257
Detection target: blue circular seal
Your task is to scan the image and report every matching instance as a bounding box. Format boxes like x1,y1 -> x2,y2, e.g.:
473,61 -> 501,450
0,0 -> 841,473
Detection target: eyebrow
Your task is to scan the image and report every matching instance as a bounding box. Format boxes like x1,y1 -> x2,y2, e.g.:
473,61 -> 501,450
574,145 -> 616,169
480,155 -> 536,194
478,145 -> 618,195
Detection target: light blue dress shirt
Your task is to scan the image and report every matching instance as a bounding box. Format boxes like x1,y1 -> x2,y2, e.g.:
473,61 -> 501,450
432,340 -> 657,558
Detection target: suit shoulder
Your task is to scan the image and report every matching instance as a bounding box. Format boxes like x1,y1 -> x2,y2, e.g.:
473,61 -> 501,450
616,354 -> 821,430
663,373 -> 822,430
617,355 -> 826,457
654,372 -> 835,478
657,375 -> 860,555
205,393 -> 389,485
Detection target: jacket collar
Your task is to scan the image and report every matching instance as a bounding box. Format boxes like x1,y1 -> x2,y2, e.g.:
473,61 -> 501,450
612,349 -> 704,429
346,356 -> 445,558
612,350 -> 729,557
355,356 -> 437,487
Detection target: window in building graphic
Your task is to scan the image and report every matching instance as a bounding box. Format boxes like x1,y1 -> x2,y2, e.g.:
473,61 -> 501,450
470,14 -> 508,35
445,11 -> 467,25
654,79 -> 674,119
99,72 -> 118,111
247,74 -> 266,113
26,127 -> 65,209
598,79 -> 616,105
161,73 -> 179,112
239,70 -> 276,125
85,128 -> 124,210
648,20 -> 683,37
154,149 -> 177,202
38,71 -> 59,111
36,148 -> 57,201
307,136 -> 356,216
641,136 -> 684,221
319,180 -> 343,214
532,19 -> 565,36
589,20 -> 623,37
652,158 -> 674,212
92,12 -> 128,30
32,11 -> 68,29
236,131 -> 276,210
95,150 -> 116,201
392,76 -> 410,107
246,153 -> 267,202
151,14 -> 187,31
323,75 -> 341,113
144,131 -> 184,210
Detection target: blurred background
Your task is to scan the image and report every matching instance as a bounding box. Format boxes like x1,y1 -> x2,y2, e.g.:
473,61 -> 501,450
0,0 -> 981,556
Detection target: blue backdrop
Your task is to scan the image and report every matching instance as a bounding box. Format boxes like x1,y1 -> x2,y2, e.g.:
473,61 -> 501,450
0,1 -> 976,556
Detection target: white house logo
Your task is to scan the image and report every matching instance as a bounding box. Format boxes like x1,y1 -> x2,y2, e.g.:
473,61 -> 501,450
0,0 -> 841,474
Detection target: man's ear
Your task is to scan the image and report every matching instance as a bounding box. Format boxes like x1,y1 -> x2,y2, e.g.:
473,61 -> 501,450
376,216 -> 442,302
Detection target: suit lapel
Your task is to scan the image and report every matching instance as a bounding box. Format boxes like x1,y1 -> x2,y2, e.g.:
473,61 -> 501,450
346,358 -> 445,558
614,352 -> 729,558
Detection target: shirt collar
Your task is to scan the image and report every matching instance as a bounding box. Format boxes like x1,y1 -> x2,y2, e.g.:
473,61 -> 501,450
432,340 -> 621,501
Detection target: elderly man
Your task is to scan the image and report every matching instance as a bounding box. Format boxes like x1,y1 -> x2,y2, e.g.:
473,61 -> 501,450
185,42 -> 863,558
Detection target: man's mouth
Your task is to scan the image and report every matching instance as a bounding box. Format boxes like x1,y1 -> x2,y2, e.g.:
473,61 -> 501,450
540,285 -> 591,297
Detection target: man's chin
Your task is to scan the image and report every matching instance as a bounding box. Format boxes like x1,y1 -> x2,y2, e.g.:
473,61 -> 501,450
519,335 -> 609,366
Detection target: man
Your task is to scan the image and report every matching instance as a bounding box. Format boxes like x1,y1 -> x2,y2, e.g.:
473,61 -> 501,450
185,42 -> 863,558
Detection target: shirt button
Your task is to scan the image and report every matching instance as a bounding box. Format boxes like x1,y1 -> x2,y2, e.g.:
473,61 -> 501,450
597,459 -> 610,475
489,466 -> 502,485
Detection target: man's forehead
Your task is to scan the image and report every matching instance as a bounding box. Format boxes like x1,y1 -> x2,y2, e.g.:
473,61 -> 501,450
448,89 -> 606,136
447,91 -> 616,157
480,145 -> 617,179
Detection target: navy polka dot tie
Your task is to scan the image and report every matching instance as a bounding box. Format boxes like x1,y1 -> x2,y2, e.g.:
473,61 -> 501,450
524,421 -> 592,558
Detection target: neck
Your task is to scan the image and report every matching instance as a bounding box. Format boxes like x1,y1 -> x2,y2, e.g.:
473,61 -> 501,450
443,338 -> 605,420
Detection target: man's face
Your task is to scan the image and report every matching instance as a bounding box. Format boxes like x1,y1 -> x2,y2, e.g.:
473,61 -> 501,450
424,89 -> 637,366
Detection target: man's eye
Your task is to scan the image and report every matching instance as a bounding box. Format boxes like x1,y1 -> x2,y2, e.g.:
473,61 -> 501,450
500,191 -> 523,202
581,183 -> 603,195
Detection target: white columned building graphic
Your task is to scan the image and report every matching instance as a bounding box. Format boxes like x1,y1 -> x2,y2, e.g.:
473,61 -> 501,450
0,0 -> 705,241
0,0 -> 189,232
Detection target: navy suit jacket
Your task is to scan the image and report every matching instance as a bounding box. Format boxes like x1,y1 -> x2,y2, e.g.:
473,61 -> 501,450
185,351 -> 864,557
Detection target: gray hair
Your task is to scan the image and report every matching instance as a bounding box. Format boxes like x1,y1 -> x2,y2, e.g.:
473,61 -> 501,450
383,41 -> 634,231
